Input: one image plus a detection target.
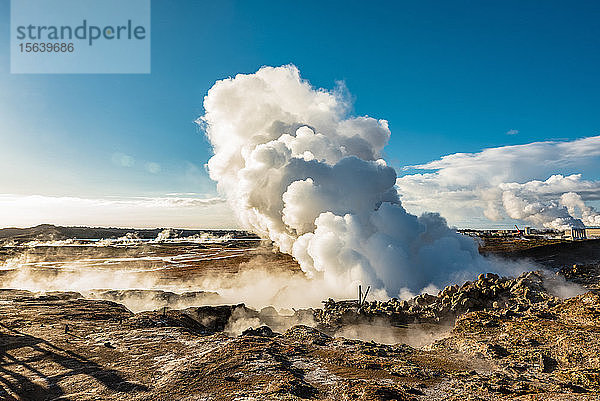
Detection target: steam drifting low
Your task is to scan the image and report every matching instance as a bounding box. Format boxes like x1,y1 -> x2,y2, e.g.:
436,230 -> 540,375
199,65 -> 495,298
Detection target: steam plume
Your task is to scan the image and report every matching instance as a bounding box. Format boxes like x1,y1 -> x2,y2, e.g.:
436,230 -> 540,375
560,192 -> 600,227
199,65 -> 494,297
396,138 -> 600,230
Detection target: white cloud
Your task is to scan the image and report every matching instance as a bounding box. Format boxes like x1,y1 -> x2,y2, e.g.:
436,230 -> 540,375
506,129 -> 519,135
145,162 -> 161,174
0,194 -> 236,229
396,136 -> 600,229
111,152 -> 135,167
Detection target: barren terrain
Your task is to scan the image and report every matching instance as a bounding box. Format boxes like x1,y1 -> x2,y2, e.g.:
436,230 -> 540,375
0,227 -> 599,400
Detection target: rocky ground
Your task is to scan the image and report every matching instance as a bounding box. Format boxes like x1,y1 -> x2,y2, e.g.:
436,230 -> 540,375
0,263 -> 599,400
1,232 -> 600,400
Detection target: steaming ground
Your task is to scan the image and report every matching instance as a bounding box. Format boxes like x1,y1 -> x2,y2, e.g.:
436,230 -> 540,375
0,236 -> 598,400
0,234 -> 533,314
0,237 -> 458,347
0,236 -> 317,311
0,231 -> 582,350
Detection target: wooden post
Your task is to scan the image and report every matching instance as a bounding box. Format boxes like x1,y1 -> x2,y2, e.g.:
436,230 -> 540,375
363,286 -> 371,304
358,285 -> 362,306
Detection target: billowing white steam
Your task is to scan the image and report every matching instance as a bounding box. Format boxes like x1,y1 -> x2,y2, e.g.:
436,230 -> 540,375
560,192 -> 600,227
495,174 -> 600,230
502,191 -> 583,230
199,65 -> 494,297
396,138 -> 600,230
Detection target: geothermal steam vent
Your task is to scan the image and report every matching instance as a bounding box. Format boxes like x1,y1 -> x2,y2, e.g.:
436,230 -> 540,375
199,65 -> 493,298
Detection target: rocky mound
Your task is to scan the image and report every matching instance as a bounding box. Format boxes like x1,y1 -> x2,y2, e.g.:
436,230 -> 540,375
316,271 -> 571,331
88,289 -> 222,311
432,291 -> 600,397
559,263 -> 600,290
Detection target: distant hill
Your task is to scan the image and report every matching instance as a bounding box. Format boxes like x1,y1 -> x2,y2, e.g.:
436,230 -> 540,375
0,224 -> 257,242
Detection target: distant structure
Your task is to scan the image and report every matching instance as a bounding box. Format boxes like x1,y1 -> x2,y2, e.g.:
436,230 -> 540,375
514,225 -> 532,236
459,226 -> 598,241
458,226 -> 559,238
563,226 -> 600,240
566,227 -> 586,240
585,226 -> 600,239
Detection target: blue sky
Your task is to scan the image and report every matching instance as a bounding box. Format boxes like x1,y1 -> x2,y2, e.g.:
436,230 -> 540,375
1,1 -> 599,228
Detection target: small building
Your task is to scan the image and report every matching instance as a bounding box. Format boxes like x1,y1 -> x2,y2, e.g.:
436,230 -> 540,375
586,227 -> 600,239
